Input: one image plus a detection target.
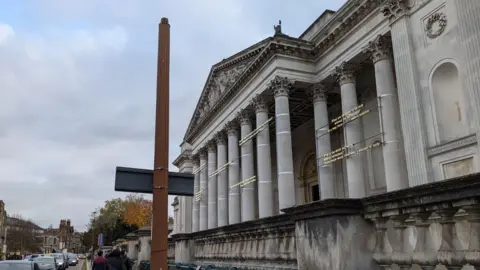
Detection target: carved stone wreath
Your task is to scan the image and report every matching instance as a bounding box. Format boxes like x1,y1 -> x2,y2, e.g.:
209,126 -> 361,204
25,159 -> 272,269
425,12 -> 447,39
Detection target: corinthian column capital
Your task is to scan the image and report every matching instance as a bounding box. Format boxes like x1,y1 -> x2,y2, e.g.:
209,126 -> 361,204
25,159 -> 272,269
225,120 -> 239,136
236,109 -> 252,126
252,94 -> 268,113
199,148 -> 208,160
207,140 -> 217,153
268,76 -> 293,98
334,61 -> 356,86
309,83 -> 328,103
381,0 -> 408,21
215,131 -> 227,145
364,35 -> 392,63
192,155 -> 200,166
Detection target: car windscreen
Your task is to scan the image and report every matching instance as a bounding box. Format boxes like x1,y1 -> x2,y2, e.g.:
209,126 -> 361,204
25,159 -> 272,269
51,255 -> 62,260
0,263 -> 32,270
34,258 -> 54,264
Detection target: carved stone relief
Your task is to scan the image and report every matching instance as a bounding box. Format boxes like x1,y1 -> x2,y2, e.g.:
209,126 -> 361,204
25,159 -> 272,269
425,12 -> 447,39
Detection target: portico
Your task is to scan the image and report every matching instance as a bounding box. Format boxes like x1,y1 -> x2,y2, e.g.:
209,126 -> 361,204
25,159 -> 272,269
171,0 -> 480,269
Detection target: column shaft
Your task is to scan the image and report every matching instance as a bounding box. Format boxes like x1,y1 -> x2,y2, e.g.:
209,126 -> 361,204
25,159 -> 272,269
192,161 -> 200,232
227,122 -> 241,224
311,84 -> 335,199
199,152 -> 208,231
455,0 -> 480,147
239,112 -> 256,222
388,9 -> 431,186
336,62 -> 366,198
366,36 -> 408,191
254,95 -> 274,218
216,135 -> 228,227
271,76 -> 296,211
207,144 -> 217,229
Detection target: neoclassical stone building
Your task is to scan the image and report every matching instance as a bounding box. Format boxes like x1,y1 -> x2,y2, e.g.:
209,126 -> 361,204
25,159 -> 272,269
171,0 -> 480,269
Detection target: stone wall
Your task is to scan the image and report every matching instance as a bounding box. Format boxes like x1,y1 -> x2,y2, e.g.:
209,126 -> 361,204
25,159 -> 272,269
173,173 -> 480,270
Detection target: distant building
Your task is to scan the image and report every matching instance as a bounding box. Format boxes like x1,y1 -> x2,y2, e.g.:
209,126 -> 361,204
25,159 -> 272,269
0,201 -> 7,258
6,216 -> 44,254
58,219 -> 74,251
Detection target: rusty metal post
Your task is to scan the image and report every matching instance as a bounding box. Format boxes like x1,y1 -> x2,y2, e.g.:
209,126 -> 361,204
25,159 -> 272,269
151,17 -> 170,270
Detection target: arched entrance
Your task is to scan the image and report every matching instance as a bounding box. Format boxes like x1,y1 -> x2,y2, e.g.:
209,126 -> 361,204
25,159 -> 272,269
301,152 -> 319,203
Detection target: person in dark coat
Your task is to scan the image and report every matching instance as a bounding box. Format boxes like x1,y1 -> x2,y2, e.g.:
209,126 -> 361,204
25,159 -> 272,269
92,250 -> 108,270
120,250 -> 133,270
106,249 -> 125,270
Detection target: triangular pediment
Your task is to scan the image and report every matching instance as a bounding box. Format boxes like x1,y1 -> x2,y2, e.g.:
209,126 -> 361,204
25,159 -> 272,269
184,38 -> 270,139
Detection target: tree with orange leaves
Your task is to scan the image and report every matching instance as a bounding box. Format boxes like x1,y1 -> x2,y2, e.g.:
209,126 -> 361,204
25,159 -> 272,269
122,194 -> 152,228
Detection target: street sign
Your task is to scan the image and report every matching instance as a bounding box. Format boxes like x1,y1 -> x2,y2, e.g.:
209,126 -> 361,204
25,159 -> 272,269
114,166 -> 194,196
98,233 -> 104,247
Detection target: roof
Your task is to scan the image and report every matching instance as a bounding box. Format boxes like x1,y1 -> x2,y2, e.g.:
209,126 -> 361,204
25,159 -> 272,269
7,216 -> 44,231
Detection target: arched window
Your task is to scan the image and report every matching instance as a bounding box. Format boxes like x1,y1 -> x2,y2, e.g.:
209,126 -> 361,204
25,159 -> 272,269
370,140 -> 386,189
430,61 -> 468,142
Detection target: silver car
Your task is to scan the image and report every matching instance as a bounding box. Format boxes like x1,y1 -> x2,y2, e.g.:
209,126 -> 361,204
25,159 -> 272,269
34,257 -> 57,270
0,260 -> 41,270
50,254 -> 66,270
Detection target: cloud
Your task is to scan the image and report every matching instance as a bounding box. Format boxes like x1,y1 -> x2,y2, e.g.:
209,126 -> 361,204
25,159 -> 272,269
0,0 -> 345,232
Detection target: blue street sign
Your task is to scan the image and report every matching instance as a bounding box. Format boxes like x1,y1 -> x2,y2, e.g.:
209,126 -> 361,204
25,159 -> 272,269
98,233 -> 104,247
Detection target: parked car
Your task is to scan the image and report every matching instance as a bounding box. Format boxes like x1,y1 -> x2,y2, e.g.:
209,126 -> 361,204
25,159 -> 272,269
66,254 -> 77,266
34,257 -> 57,270
0,260 -> 41,270
50,254 -> 66,270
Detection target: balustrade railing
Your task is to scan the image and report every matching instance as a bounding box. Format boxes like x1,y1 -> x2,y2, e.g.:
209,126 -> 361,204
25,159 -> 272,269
191,213 -> 297,269
363,174 -> 480,270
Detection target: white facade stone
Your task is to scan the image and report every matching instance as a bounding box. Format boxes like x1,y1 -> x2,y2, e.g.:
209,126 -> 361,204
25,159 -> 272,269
171,1 -> 480,267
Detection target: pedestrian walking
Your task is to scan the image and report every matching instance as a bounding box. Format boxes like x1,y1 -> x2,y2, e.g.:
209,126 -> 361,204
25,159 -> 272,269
92,250 -> 108,270
120,250 -> 133,270
105,249 -> 126,270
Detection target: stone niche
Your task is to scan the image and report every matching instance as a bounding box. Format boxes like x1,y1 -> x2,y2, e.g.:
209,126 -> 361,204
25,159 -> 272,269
283,200 -> 378,270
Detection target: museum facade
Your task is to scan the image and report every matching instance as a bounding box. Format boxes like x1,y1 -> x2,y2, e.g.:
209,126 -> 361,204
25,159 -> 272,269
170,0 -> 480,269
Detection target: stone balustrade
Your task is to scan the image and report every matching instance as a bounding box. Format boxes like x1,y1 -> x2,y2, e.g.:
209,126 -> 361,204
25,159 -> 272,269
363,174 -> 480,270
171,173 -> 480,270
190,214 -> 297,269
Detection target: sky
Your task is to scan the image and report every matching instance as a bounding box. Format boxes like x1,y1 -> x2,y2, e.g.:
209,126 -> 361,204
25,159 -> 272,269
0,0 -> 346,232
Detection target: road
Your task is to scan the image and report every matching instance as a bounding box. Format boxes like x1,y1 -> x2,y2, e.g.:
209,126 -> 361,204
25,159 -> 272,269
68,259 -> 86,270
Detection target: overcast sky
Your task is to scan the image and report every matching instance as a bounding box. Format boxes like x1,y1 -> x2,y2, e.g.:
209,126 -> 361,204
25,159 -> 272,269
0,0 -> 345,232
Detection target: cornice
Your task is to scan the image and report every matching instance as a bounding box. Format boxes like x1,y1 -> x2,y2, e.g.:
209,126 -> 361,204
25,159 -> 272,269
172,152 -> 192,167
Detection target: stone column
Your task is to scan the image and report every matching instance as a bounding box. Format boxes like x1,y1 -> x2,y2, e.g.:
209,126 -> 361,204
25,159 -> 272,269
455,0 -> 480,149
199,150 -> 208,231
253,94 -> 274,218
216,132 -> 228,227
238,110 -> 256,222
381,0 -> 430,186
364,35 -> 408,192
269,76 -> 296,211
310,83 -> 335,199
335,62 -> 366,198
226,121 -> 241,224
207,141 -> 217,229
191,157 -> 200,232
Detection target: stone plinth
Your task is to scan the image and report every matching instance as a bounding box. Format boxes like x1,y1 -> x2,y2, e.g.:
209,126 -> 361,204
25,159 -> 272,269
168,239 -> 175,262
284,199 -> 377,270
